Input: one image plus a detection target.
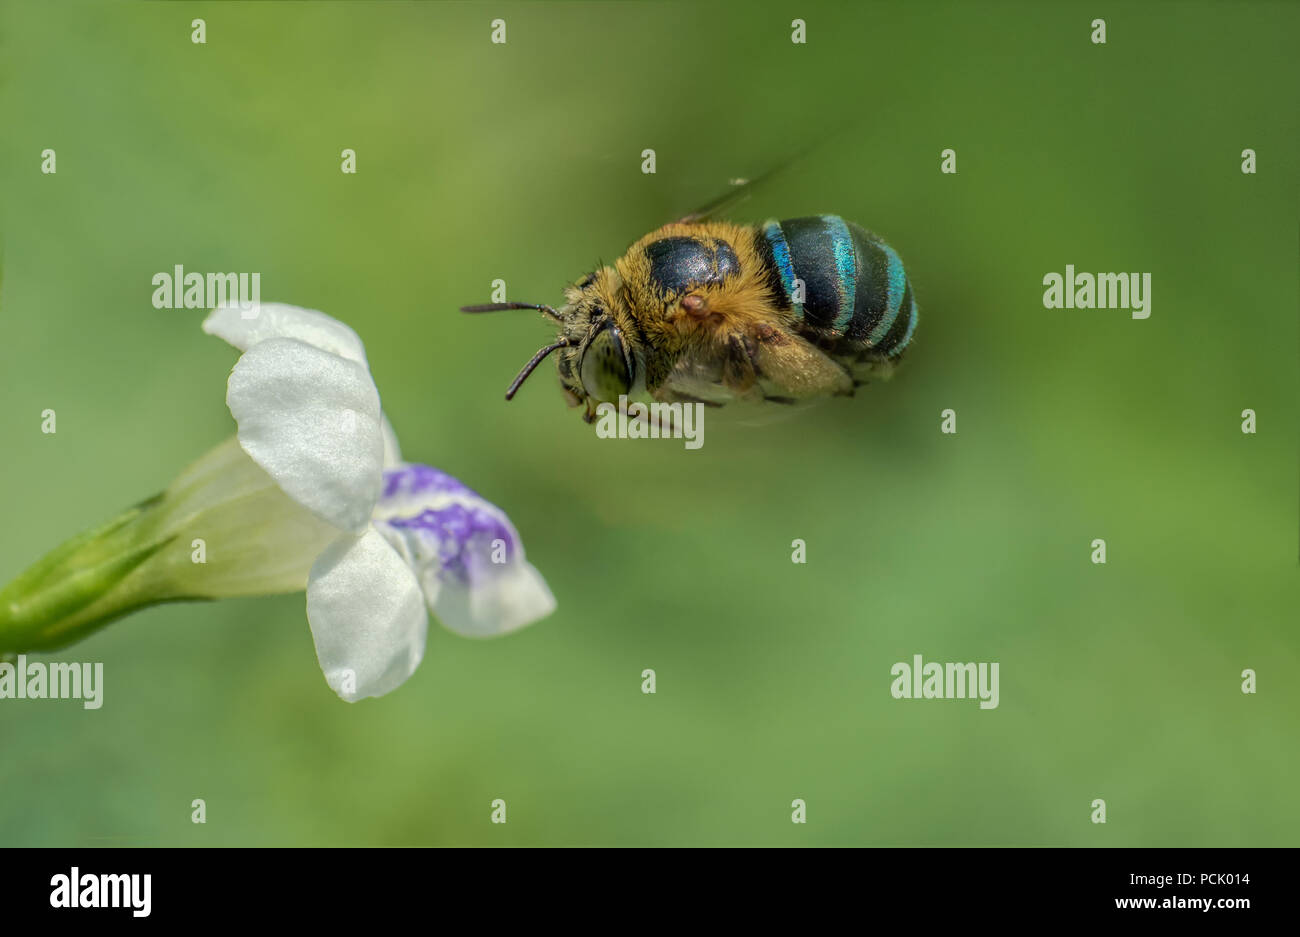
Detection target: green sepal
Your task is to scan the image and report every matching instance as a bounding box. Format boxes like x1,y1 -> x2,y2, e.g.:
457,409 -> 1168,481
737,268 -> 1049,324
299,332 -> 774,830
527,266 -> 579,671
0,498 -> 179,653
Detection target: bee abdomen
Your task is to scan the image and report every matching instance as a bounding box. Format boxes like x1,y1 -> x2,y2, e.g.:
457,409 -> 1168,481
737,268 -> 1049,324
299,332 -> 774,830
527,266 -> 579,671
760,215 -> 917,357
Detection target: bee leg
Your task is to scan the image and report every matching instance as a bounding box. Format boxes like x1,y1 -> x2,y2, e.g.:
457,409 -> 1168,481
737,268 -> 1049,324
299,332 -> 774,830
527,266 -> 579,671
749,326 -> 854,398
721,334 -> 759,395
852,356 -> 897,386
625,399 -> 678,435
660,390 -> 724,408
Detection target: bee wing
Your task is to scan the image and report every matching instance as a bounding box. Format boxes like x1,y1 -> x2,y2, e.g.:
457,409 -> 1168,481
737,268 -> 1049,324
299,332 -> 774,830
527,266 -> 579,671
733,400 -> 821,427
654,327 -> 852,408
671,145 -> 820,225
655,357 -> 743,406
669,123 -> 873,225
674,176 -> 767,225
654,362 -> 823,429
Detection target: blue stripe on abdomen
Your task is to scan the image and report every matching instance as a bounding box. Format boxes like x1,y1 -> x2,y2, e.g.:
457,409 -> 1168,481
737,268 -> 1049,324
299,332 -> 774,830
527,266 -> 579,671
761,216 -> 916,357
825,216 -> 857,330
862,240 -> 905,345
774,216 -> 844,330
761,221 -> 801,315
875,281 -> 917,357
845,224 -> 912,354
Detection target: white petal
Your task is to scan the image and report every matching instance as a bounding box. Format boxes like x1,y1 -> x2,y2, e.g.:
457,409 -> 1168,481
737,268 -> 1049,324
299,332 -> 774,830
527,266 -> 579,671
426,556 -> 556,638
380,413 -> 402,468
227,337 -> 384,533
203,302 -> 369,366
306,528 -> 428,702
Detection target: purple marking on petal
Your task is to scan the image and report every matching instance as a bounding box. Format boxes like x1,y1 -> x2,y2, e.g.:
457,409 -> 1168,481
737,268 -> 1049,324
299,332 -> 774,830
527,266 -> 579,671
374,462 -> 529,591
382,463 -> 476,500
381,502 -> 519,585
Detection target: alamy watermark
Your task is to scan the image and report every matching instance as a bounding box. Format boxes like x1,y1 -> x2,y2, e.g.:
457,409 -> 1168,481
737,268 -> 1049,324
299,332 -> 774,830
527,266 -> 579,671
890,654 -> 999,709
152,265 -> 260,314
50,868 -> 150,917
1043,265 -> 1151,319
0,654 -> 103,709
594,395 -> 704,450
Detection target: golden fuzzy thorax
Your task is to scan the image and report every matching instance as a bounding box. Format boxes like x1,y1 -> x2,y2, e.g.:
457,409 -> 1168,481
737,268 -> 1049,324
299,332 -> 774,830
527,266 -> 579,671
618,221 -> 791,377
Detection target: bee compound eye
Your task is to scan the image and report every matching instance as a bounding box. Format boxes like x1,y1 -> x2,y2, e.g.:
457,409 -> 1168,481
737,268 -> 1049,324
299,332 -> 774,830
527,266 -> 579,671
579,324 -> 632,402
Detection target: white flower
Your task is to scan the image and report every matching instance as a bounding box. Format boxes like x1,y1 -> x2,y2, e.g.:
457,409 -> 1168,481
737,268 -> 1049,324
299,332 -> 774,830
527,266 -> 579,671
0,302 -> 554,686
191,302 -> 556,701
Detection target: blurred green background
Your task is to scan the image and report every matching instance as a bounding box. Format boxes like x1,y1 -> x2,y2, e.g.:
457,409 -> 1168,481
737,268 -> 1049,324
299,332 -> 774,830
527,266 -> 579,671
1,0 -> 1297,846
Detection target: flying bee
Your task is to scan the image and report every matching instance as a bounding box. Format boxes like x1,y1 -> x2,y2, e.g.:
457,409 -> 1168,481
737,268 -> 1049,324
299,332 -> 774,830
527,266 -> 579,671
463,191 -> 917,422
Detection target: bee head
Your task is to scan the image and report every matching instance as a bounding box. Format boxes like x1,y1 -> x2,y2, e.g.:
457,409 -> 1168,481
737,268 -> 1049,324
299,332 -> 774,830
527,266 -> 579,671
460,267 -> 641,420
556,269 -> 644,419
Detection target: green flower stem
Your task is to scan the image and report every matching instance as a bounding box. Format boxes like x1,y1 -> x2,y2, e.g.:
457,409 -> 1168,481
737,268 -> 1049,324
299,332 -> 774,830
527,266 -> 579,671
0,436 -> 339,655
0,497 -> 183,653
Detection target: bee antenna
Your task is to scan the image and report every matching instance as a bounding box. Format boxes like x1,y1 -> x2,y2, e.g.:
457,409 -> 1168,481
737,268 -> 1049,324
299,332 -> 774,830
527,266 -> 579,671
461,302 -> 563,324
505,339 -> 571,401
